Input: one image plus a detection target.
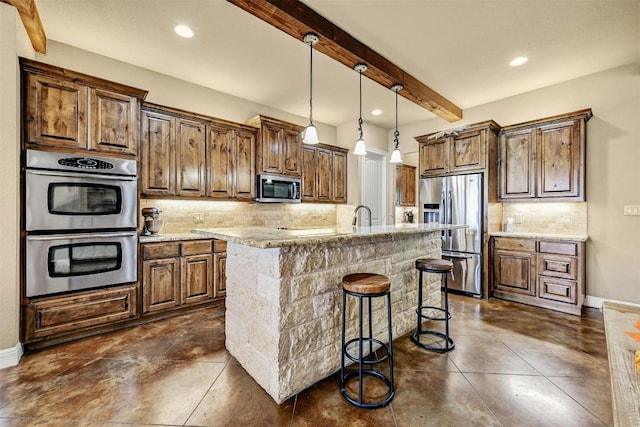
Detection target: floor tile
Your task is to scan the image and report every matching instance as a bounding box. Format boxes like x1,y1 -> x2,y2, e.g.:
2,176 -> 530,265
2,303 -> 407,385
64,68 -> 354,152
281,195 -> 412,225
464,372 -> 607,426
548,376 -> 614,426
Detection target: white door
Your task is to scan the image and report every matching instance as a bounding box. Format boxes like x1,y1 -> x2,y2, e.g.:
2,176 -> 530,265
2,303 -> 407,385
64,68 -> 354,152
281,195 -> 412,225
361,148 -> 387,226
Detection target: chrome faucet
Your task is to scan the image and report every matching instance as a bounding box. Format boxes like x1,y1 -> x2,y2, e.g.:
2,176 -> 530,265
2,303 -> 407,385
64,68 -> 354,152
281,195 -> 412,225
352,205 -> 372,227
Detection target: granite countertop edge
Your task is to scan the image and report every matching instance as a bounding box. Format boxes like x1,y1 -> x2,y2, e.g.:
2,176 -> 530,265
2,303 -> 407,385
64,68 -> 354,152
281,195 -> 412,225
490,231 -> 589,242
188,224 -> 466,249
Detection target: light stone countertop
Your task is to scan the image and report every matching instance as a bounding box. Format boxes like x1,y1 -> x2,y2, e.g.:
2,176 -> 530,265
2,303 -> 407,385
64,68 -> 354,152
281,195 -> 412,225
490,231 -> 589,242
191,223 -> 466,249
139,232 -> 211,244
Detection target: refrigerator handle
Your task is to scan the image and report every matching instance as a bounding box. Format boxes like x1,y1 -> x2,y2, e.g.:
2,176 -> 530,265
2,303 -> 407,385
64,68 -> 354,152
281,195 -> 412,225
448,190 -> 453,236
440,190 -> 446,238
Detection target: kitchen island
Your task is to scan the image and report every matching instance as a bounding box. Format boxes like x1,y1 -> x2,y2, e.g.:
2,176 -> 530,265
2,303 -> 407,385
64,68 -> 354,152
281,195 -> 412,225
193,224 -> 464,404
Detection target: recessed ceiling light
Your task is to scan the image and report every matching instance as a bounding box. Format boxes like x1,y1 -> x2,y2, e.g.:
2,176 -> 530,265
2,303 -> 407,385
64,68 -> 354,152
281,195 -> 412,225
510,56 -> 528,67
371,109 -> 383,116
174,24 -> 194,38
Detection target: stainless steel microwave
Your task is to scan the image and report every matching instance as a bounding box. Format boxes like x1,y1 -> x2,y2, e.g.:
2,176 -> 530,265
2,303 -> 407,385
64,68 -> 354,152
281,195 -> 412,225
256,174 -> 301,203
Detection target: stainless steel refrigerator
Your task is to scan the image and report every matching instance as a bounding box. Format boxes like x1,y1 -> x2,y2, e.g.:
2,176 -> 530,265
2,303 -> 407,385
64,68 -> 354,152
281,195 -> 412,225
419,173 -> 483,296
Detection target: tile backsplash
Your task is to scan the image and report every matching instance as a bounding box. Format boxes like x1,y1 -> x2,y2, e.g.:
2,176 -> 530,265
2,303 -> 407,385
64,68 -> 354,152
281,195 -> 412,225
140,199 -> 338,233
502,202 -> 587,236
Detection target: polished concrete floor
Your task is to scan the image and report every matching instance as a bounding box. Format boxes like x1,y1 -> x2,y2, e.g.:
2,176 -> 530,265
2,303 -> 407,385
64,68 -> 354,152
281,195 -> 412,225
0,294 -> 613,426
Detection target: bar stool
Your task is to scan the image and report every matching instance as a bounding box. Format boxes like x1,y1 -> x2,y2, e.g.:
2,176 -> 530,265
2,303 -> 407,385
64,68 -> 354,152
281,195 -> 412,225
340,273 -> 394,409
411,258 -> 455,352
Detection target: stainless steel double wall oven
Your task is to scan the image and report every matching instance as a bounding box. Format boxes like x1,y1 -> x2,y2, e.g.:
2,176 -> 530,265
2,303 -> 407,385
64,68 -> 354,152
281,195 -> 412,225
24,149 -> 138,297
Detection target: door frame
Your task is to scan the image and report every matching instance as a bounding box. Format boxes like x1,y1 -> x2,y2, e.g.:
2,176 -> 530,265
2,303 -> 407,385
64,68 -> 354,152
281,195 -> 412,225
360,147 -> 388,226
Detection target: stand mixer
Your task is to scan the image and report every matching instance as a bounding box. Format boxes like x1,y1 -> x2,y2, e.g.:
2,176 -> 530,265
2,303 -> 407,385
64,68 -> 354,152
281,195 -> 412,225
141,207 -> 164,236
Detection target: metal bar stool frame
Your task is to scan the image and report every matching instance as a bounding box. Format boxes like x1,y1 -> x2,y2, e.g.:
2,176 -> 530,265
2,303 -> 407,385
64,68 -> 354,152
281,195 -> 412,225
340,285 -> 395,409
411,259 -> 455,352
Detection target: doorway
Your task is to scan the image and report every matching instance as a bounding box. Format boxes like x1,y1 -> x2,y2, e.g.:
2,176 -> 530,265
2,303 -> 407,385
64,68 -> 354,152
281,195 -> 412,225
360,147 -> 388,226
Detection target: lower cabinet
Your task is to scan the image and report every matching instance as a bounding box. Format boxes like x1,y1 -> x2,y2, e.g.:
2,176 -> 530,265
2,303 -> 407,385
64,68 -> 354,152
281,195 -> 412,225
23,283 -> 138,343
491,236 -> 585,315
142,238 -> 226,314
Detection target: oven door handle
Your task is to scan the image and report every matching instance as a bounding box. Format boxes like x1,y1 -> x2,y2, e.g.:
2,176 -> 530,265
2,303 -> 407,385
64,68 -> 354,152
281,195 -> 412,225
26,169 -> 137,181
26,231 -> 137,241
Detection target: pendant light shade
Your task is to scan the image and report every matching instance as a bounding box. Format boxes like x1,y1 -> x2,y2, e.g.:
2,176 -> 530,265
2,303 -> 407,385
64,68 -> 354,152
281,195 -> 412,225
353,63 -> 368,155
303,33 -> 319,144
389,84 -> 403,163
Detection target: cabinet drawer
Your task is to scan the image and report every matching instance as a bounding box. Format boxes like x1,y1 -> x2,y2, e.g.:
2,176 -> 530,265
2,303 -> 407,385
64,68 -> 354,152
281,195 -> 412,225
182,240 -> 213,256
214,239 -> 227,253
538,240 -> 578,256
143,241 -> 181,260
25,284 -> 138,339
538,254 -> 578,280
493,237 -> 536,252
538,276 -> 577,304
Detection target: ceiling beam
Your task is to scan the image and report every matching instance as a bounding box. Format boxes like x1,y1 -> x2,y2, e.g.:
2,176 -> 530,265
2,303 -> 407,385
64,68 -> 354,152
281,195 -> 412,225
227,0 -> 462,122
1,0 -> 46,53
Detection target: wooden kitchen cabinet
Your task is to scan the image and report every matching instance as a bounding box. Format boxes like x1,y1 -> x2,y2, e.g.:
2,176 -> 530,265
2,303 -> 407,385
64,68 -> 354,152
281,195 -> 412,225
498,109 -> 592,201
301,143 -> 348,203
140,103 -> 257,200
142,239 -> 219,314
247,115 -> 304,177
22,59 -> 147,157
214,240 -> 227,298
396,164 -> 416,207
23,283 -> 138,344
490,236 -> 585,315
415,121 -> 499,178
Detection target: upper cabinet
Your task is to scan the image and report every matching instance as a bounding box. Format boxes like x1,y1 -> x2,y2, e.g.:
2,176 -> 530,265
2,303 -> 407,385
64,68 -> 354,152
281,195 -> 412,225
247,115 -> 304,178
415,121 -> 500,178
21,59 -> 147,157
301,143 -> 348,203
498,109 -> 592,202
396,164 -> 416,207
140,103 -> 257,200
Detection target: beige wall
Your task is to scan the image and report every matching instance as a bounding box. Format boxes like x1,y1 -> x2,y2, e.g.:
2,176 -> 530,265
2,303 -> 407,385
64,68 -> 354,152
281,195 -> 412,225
397,63 -> 640,305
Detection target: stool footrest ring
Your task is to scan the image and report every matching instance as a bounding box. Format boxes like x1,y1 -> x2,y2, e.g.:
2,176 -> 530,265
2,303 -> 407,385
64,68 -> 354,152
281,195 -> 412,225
343,338 -> 391,365
411,330 -> 455,352
417,306 -> 452,321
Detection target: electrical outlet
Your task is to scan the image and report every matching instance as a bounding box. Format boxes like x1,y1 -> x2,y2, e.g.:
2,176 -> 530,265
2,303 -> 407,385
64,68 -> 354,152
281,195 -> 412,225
514,214 -> 523,224
194,213 -> 204,223
623,205 -> 640,216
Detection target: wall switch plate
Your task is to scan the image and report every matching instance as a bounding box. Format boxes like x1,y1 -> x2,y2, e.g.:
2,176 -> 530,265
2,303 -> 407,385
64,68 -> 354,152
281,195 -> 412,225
623,205 -> 640,216
194,213 -> 204,223
514,214 -> 523,224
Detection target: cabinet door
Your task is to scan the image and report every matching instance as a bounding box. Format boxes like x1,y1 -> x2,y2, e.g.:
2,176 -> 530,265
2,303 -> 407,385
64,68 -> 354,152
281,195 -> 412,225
140,110 -> 175,196
499,128 -> 536,200
89,88 -> 138,156
25,73 -> 88,149
182,254 -> 213,305
419,138 -> 448,177
260,122 -> 283,174
214,252 -> 227,298
207,124 -> 234,199
24,284 -> 137,341
143,258 -> 180,313
396,165 -> 416,207
537,120 -> 581,199
316,147 -> 332,202
282,128 -> 302,177
492,249 -> 536,297
234,129 -> 256,200
332,150 -> 347,203
449,129 -> 485,173
301,145 -> 317,201
176,118 -> 206,197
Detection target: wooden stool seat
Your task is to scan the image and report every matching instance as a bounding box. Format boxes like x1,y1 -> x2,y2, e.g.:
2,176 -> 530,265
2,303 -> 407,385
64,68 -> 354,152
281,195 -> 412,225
342,273 -> 391,295
415,258 -> 453,273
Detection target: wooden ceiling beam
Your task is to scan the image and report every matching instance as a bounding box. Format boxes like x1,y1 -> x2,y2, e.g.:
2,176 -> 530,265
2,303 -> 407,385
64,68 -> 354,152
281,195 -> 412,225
227,0 -> 462,122
1,0 -> 47,53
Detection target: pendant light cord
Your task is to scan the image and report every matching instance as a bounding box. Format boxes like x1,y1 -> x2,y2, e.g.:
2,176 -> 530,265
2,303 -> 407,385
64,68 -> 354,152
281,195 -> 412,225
394,87 -> 399,148
358,68 -> 363,139
309,40 -> 314,124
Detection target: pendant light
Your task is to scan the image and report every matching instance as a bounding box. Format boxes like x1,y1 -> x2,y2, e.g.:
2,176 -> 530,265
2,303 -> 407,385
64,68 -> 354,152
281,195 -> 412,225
389,84 -> 403,163
353,63 -> 368,155
302,33 -> 319,144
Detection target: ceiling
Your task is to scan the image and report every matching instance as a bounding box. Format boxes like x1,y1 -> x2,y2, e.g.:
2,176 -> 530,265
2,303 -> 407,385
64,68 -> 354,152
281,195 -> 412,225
35,0 -> 640,129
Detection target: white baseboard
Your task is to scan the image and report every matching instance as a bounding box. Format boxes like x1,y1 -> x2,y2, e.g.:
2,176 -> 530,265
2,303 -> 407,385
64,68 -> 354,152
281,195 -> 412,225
0,342 -> 23,370
584,295 -> 640,310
